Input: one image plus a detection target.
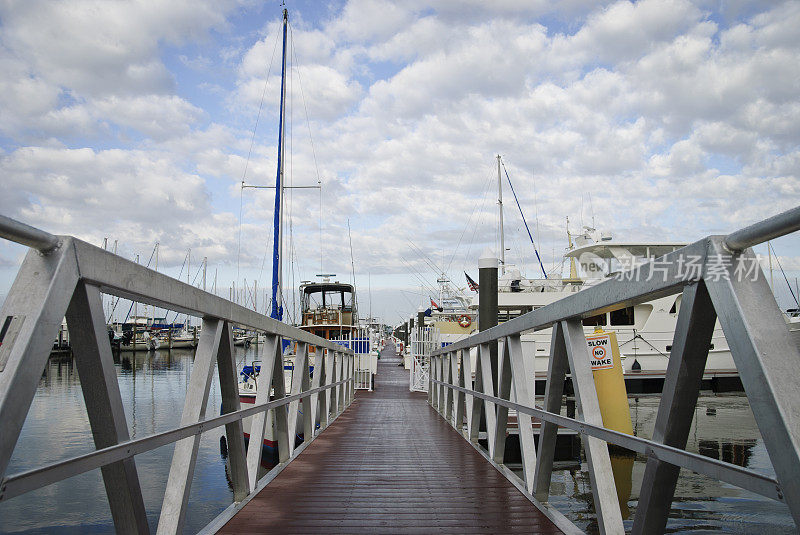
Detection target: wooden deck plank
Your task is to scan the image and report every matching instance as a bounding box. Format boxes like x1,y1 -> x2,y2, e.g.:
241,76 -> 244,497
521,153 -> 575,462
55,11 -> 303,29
218,347 -> 562,534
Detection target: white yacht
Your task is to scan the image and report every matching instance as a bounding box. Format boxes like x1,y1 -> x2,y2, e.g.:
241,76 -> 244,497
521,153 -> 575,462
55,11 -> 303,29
471,226 -> 738,392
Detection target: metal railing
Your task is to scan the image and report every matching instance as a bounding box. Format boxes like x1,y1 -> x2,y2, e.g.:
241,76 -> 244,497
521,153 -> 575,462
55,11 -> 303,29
430,206 -> 800,534
0,217 -> 355,535
410,326 -> 439,392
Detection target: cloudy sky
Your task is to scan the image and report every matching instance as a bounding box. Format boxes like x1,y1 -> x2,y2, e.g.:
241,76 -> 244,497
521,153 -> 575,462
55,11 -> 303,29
1,0 -> 799,325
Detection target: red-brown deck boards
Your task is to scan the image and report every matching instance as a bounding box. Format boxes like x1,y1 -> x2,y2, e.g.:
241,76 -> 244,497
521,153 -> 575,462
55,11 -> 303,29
219,348 -> 562,534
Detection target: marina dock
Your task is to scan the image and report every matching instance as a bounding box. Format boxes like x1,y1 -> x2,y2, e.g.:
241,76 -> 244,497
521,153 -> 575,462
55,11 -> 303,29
218,347 -> 562,534
2,209 -> 800,534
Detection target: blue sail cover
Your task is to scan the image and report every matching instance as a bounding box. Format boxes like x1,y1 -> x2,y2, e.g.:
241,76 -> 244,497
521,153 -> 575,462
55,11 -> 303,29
270,10 -> 289,322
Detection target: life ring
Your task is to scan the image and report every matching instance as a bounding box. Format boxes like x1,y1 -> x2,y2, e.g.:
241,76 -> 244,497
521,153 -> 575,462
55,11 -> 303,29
457,314 -> 472,328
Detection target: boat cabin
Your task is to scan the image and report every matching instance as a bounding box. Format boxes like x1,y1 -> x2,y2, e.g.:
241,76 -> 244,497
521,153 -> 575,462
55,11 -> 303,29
299,278 -> 357,340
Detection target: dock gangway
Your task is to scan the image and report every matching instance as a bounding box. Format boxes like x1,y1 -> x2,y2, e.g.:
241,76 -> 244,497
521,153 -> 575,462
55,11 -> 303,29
1,206 -> 800,533
0,215 -> 356,534
430,206 -> 800,534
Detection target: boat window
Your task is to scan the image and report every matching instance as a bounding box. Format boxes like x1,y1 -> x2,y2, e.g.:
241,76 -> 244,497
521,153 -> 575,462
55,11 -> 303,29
610,306 -> 635,326
498,307 -> 533,323
582,313 -> 606,327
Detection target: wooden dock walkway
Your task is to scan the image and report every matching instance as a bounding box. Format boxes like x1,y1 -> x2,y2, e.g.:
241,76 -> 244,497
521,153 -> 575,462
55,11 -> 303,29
219,347 -> 562,534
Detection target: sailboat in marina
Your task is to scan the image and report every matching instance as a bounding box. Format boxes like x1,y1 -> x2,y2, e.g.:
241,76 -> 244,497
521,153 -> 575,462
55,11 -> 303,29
234,6 -> 296,462
464,156 -> 739,392
234,8 -> 376,461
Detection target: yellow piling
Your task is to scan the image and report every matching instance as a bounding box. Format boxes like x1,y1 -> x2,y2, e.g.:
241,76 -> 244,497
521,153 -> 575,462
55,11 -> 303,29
585,328 -> 633,436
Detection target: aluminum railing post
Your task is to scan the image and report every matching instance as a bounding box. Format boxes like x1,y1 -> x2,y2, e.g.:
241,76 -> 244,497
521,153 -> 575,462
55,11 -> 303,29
287,342 -> 309,457
273,338 -> 290,463
443,352 -> 453,422
0,241 -> 79,484
158,318 -> 224,535
705,240 -> 800,527
562,319 -> 624,535
348,353 -> 355,405
493,337 -> 513,464
467,346 -> 483,443
322,348 -> 333,426
245,335 -> 281,487
507,334 -> 537,493
632,281 -> 716,534
330,352 -> 339,416
431,354 -> 439,411
452,350 -> 466,434
216,322 -> 248,501
308,346 -> 323,438
337,351 -> 345,413
68,282 -> 149,535
533,322 -> 569,502
478,342 -> 498,459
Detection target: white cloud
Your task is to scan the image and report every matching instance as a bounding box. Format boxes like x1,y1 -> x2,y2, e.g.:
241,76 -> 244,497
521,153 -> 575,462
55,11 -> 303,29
1,0 -> 800,323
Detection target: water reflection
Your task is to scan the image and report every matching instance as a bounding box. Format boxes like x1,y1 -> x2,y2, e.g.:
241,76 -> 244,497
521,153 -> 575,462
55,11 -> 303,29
2,352 -> 796,534
544,394 -> 794,534
0,345 -> 260,534
609,450 -> 635,519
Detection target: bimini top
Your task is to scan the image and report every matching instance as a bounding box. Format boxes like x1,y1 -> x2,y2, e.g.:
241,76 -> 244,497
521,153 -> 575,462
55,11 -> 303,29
300,282 -> 355,294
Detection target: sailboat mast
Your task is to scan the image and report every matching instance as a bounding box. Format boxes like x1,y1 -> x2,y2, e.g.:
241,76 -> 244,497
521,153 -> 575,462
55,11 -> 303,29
270,7 -> 288,321
497,154 -> 505,274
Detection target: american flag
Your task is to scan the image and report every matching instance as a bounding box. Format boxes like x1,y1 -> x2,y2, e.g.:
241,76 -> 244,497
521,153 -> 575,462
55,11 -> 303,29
465,272 -> 479,291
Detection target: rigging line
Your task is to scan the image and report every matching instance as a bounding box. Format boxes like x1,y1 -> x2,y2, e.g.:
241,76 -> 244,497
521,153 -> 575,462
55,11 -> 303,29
398,256 -> 439,296
530,166 -> 542,270
407,239 -> 467,299
445,171 -> 489,274
238,21 -> 282,293
769,242 -> 800,308
289,22 -> 322,184
402,246 -> 440,291
289,21 -> 324,273
288,27 -> 296,324
120,246 -> 160,325
408,245 -> 439,287
190,261 -> 205,287
106,242 -> 160,323
462,166 -> 497,274
397,290 -> 417,310
399,289 -> 429,296
347,219 -> 358,313
400,265 -> 437,301
501,160 -> 547,278
406,239 -> 444,276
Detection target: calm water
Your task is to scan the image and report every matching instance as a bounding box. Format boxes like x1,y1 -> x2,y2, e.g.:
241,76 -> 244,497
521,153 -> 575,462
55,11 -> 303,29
0,347 -> 250,534
540,394 -> 795,533
0,350 -> 795,533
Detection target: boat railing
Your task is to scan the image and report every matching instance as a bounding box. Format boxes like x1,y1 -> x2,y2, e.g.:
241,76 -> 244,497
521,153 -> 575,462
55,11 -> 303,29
0,214 -> 356,535
430,206 -> 800,534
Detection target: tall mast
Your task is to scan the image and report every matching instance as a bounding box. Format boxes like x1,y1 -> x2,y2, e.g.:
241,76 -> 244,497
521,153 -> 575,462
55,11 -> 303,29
270,8 -> 288,321
497,154 -> 505,274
